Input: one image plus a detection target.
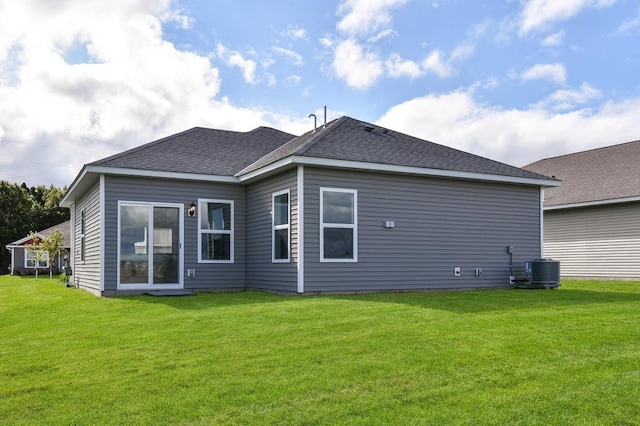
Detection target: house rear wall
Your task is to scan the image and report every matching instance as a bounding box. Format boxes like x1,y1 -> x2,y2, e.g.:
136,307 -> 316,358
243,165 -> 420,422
302,167 -> 541,292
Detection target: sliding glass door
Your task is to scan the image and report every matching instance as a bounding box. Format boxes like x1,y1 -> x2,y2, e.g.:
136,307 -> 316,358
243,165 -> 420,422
119,202 -> 182,288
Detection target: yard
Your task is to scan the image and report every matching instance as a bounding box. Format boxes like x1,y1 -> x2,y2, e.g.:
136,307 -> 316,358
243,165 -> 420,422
1,275 -> 639,425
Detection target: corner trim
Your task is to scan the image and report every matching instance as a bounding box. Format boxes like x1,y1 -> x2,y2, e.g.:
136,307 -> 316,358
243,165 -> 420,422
297,165 -> 304,294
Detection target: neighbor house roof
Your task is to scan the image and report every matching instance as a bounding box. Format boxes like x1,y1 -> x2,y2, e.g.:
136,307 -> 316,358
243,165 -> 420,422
5,220 -> 71,248
61,116 -> 558,207
524,139 -> 640,209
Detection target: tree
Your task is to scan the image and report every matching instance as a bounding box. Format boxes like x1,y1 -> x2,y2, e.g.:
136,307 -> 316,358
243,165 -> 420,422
24,232 -> 47,280
42,229 -> 65,280
0,180 -> 69,274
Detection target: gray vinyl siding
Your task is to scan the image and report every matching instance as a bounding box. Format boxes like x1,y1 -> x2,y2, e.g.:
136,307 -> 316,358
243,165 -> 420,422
246,169 -> 298,291
74,181 -> 101,290
544,202 -> 640,280
103,176 -> 247,292
303,168 -> 541,292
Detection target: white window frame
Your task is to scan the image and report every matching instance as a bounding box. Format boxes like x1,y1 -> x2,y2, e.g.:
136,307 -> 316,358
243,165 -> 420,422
25,250 -> 49,269
272,189 -> 291,263
117,201 -> 184,289
198,199 -> 234,263
320,187 -> 358,263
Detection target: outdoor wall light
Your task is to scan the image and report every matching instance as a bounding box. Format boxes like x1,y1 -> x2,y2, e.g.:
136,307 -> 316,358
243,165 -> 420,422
188,202 -> 197,218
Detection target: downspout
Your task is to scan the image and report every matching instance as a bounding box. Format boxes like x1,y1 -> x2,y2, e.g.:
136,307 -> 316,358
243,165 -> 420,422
297,165 -> 304,294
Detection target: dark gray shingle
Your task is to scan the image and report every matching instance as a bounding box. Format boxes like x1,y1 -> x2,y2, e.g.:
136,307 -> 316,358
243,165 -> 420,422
241,116 -> 550,180
91,127 -> 296,176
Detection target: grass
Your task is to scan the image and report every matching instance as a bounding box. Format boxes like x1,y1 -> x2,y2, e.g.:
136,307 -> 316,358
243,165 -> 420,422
1,276 -> 640,425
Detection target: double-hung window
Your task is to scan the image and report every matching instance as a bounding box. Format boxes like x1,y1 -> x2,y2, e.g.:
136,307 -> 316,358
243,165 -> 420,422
26,250 -> 49,268
199,199 -> 234,263
320,188 -> 357,262
272,189 -> 290,262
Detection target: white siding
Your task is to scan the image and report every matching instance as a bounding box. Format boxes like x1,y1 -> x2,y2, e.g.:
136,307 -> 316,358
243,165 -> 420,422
544,202 -> 640,279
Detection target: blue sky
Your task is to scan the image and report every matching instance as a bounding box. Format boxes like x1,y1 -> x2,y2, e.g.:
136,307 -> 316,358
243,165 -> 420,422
1,0 -> 639,187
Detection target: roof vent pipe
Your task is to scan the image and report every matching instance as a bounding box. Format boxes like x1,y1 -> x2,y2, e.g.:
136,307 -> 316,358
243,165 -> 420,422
323,106 -> 327,128
309,113 -> 317,132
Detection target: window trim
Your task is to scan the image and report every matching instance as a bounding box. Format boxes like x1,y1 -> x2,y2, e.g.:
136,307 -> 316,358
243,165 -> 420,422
272,189 -> 291,263
25,250 -> 49,269
80,208 -> 86,263
320,187 -> 358,263
198,199 -> 234,263
116,201 -> 184,289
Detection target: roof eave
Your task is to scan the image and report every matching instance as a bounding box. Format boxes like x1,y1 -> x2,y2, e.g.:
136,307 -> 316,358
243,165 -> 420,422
544,195 -> 640,210
60,165 -> 240,207
239,156 -> 561,187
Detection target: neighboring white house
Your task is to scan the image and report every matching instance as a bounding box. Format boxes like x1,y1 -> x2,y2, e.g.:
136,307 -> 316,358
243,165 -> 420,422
5,221 -> 71,275
525,139 -> 640,280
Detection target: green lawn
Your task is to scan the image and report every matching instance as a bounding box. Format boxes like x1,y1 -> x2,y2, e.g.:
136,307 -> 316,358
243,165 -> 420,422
1,276 -> 639,425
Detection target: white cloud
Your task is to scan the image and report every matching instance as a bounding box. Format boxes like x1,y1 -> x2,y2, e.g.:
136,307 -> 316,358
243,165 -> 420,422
376,88 -> 640,167
385,54 -> 422,78
216,43 -> 258,84
332,39 -> 383,90
535,82 -> 602,111
336,0 -> 408,36
272,46 -> 304,66
521,63 -> 567,84
617,9 -> 640,34
283,27 -> 307,39
0,0 -> 273,186
285,75 -> 302,84
368,29 -> 398,42
519,0 -> 618,34
541,30 -> 564,46
422,50 -> 452,78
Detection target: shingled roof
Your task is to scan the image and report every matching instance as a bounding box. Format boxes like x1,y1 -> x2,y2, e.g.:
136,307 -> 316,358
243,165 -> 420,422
62,115 -> 557,208
524,139 -> 640,207
241,116 -> 551,181
90,126 -> 296,176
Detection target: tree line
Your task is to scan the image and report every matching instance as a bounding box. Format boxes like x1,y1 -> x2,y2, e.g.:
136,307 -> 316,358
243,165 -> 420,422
0,180 -> 69,274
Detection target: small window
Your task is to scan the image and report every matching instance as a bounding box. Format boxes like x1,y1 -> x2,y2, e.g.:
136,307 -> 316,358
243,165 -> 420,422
26,250 -> 49,268
198,199 -> 234,263
80,209 -> 86,262
272,189 -> 290,262
320,188 -> 357,262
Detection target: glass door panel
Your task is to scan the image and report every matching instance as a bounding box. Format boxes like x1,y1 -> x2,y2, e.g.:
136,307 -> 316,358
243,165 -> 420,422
152,207 -> 180,284
120,205 -> 150,284
119,203 -> 182,287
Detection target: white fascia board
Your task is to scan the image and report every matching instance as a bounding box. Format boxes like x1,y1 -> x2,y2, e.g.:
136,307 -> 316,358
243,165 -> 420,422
237,158 -> 296,182
60,167 -> 89,208
86,166 -> 239,183
8,233 -> 47,247
61,166 -> 239,207
545,195 -> 640,211
239,156 -> 560,187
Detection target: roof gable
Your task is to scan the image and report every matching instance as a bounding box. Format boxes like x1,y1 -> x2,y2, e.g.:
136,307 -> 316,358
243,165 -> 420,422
6,220 -> 71,247
241,116 -> 551,182
524,139 -> 640,207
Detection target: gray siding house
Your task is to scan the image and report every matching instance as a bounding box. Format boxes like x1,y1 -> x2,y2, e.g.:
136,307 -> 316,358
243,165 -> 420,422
5,220 -> 71,275
60,116 -> 558,296
525,140 -> 640,280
